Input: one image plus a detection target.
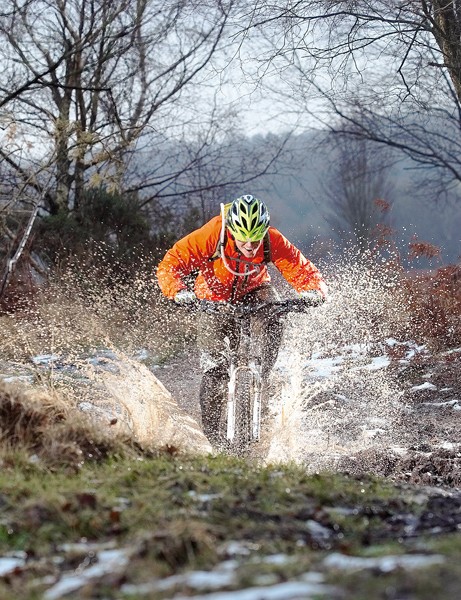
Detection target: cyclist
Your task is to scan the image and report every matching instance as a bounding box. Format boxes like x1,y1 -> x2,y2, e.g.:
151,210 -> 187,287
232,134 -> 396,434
156,194 -> 327,445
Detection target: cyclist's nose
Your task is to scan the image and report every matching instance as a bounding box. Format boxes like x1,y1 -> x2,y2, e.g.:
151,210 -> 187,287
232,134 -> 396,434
236,239 -> 260,255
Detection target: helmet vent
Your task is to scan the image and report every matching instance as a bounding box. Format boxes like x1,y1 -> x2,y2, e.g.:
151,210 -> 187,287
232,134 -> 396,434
226,194 -> 270,242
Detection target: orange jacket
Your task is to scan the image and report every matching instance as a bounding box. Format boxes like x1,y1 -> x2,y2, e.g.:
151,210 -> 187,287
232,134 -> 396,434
156,215 -> 327,302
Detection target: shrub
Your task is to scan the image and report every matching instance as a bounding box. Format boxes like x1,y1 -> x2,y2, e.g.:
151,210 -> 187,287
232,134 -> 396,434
36,188 -> 154,270
401,264 -> 461,349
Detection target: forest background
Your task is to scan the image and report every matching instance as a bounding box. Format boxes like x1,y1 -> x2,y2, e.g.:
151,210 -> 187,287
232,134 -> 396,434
1,0 -> 461,305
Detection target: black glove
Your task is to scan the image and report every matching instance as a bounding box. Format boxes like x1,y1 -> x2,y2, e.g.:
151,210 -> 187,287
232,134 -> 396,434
299,290 -> 325,306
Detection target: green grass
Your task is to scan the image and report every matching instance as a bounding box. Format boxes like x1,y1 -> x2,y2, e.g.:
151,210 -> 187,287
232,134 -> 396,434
0,451 -> 458,599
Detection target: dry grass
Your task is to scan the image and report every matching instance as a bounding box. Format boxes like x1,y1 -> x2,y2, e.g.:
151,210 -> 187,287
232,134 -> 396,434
0,380 -> 142,471
0,265 -> 192,361
401,264 -> 461,349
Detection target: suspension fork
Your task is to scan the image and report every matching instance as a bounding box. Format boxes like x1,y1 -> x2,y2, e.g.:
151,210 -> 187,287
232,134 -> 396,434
249,357 -> 263,441
226,314 -> 263,443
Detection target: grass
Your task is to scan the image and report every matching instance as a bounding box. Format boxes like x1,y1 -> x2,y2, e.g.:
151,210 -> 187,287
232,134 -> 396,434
0,449 -> 459,599
1,260 -> 461,598
0,383 -> 458,598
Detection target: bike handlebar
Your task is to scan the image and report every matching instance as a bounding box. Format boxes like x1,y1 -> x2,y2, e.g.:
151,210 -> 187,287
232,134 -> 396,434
184,297 -> 320,317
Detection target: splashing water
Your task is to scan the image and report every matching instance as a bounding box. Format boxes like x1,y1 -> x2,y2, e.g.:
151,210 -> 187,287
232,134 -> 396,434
0,267 -> 210,454
0,256 -> 418,466
264,257 -> 410,471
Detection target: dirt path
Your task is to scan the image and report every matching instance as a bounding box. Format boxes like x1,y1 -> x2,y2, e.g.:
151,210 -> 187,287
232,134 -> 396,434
359,351 -> 461,488
154,344 -> 461,489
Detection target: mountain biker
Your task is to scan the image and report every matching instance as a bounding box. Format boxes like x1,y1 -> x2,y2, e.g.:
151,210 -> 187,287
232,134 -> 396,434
156,194 -> 327,446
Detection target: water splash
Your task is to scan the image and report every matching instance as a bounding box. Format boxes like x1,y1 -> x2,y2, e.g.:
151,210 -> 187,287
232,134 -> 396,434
0,255 -> 419,465
0,268 -> 210,454
265,256 -> 411,470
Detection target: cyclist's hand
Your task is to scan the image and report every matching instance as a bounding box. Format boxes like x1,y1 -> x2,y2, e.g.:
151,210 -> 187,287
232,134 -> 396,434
174,290 -> 197,305
299,290 -> 325,306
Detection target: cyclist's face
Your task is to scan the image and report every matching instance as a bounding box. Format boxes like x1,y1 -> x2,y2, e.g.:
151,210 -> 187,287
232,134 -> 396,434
234,238 -> 262,258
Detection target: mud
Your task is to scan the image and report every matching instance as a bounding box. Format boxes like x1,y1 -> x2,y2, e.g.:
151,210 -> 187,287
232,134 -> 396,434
156,345 -> 461,494
364,351 -> 461,489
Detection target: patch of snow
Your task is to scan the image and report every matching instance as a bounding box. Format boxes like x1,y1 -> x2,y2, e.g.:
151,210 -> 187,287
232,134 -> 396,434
0,554 -> 26,576
439,441 -> 456,450
301,571 -> 327,583
305,356 -> 343,378
32,354 -> 60,365
187,491 -> 221,502
324,506 -> 359,516
348,355 -> 391,373
411,382 -> 437,391
122,562 -> 236,595
323,552 -> 445,572
57,541 -> 117,553
132,348 -> 150,360
365,356 -> 390,370
305,520 -> 332,541
421,399 -> 460,409
44,548 -> 131,600
385,339 -> 427,355
259,554 -> 293,565
172,580 -> 337,600
390,446 -> 409,456
362,428 -> 386,438
158,569 -> 234,591
224,541 -> 260,557
3,375 -> 35,383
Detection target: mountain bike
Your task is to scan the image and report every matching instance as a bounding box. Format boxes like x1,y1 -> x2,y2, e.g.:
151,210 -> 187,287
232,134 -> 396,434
191,298 -> 317,456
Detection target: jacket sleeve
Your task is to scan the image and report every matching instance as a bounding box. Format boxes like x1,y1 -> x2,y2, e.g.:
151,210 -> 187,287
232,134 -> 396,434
270,228 -> 328,297
156,217 -> 221,299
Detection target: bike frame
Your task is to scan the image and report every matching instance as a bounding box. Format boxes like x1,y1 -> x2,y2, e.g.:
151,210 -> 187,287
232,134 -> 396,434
186,297 -> 320,453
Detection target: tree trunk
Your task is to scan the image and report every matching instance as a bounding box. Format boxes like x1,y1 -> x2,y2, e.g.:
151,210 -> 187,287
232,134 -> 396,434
431,0 -> 461,103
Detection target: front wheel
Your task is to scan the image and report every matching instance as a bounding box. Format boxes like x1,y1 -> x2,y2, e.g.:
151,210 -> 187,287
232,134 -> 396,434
220,368 -> 254,456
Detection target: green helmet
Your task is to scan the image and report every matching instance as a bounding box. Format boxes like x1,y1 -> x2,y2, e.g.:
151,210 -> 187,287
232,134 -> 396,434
226,194 -> 270,242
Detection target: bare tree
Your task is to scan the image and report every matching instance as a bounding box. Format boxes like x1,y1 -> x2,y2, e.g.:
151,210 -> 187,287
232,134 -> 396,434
322,129 -> 394,254
234,0 -> 461,195
110,76 -> 297,224
0,0 -> 235,214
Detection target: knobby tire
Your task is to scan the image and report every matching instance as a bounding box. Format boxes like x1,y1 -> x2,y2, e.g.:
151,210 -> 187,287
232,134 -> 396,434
221,369 -> 253,456
234,369 -> 253,456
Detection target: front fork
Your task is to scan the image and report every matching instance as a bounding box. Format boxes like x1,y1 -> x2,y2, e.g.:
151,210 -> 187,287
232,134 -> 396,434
226,332 -> 263,443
